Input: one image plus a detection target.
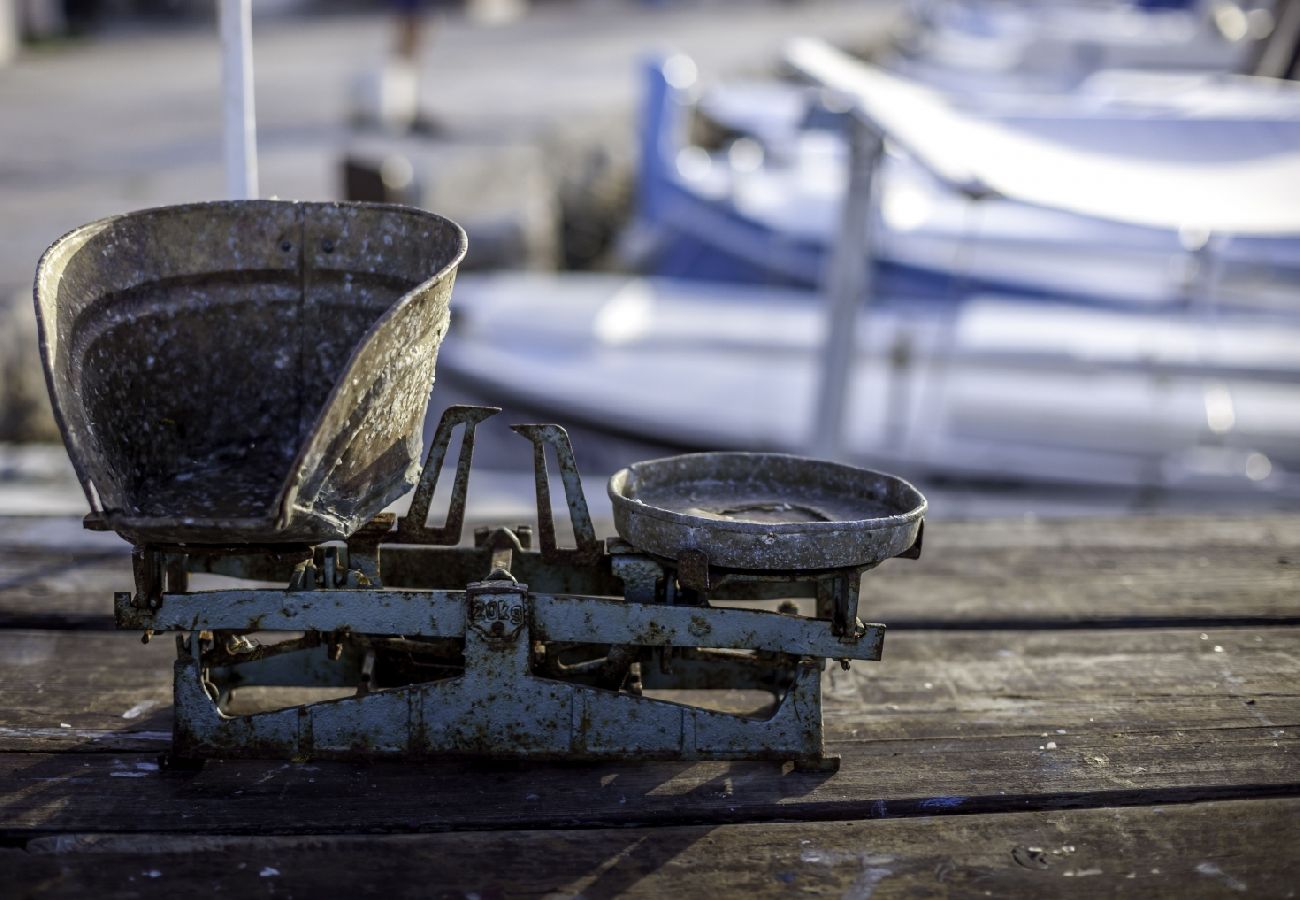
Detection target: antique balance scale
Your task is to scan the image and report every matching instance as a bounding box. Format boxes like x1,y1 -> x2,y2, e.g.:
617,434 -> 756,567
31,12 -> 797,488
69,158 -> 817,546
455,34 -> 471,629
30,6 -> 924,771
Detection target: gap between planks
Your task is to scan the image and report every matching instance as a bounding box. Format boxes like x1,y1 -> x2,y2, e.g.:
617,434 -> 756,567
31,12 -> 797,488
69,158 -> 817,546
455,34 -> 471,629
3,796 -> 1299,899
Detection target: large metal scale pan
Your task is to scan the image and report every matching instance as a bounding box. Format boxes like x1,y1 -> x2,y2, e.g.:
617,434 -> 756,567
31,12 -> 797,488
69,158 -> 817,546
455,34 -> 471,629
608,452 -> 926,571
34,200 -> 466,546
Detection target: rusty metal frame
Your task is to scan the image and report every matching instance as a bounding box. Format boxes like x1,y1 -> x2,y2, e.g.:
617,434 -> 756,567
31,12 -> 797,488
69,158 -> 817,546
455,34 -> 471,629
111,406 -> 920,770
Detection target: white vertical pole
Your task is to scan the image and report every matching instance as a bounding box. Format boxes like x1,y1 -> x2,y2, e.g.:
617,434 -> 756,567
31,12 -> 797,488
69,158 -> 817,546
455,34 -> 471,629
0,0 -> 19,67
810,114 -> 881,460
219,0 -> 258,200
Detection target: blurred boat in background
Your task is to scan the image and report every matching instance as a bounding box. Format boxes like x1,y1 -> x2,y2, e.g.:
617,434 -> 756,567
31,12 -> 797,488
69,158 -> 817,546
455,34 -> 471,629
440,18 -> 1300,498
440,272 -> 1300,494
890,0 -> 1283,94
626,41 -> 1300,312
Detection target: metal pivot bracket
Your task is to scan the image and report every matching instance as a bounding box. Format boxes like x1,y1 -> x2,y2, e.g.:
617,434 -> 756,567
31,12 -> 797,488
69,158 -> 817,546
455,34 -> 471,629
669,547 -> 872,641
122,546 -> 193,615
394,405 -> 500,544
510,424 -> 600,564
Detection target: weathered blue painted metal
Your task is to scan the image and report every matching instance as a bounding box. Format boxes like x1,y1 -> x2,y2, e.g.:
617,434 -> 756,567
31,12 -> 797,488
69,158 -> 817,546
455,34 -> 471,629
171,589 -> 838,763
110,406 -> 923,769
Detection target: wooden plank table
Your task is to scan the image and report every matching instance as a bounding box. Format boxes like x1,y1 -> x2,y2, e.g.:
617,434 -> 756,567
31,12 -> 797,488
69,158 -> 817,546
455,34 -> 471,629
2,514 -> 1298,897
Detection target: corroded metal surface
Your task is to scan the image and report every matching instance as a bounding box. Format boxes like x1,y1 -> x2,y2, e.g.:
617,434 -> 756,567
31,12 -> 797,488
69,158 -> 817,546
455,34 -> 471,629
122,587 -> 885,661
34,200 -> 466,545
171,582 -> 839,765
94,379 -> 920,767
511,423 -> 601,564
607,452 -> 926,571
394,405 -> 499,545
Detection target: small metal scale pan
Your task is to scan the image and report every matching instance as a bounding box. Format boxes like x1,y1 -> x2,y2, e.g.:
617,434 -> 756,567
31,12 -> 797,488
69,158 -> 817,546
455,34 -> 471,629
35,200 -> 467,546
608,452 -> 926,571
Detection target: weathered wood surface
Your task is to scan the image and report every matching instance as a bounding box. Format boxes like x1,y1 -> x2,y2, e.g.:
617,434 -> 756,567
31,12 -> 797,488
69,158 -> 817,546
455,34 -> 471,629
2,734 -> 1296,837
0,626 -> 1294,833
7,798 -> 1298,899
1,513 -> 1298,895
3,515 -> 1298,629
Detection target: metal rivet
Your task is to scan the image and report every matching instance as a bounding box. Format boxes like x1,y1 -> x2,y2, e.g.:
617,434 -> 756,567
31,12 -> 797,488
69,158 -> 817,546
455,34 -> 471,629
280,240 -> 292,252
321,239 -> 335,253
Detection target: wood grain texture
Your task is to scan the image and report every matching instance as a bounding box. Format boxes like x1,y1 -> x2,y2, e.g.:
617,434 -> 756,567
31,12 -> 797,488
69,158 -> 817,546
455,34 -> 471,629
1,732 -> 1294,836
869,514 -> 1300,626
0,626 -> 1294,835
6,798 -> 1299,899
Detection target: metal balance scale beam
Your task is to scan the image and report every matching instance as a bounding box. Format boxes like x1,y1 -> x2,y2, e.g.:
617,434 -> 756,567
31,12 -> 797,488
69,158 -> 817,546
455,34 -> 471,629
112,406 -> 920,770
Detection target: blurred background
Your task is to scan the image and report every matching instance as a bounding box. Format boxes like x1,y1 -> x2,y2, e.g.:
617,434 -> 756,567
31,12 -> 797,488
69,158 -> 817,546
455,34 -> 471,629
3,0 -> 1299,526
